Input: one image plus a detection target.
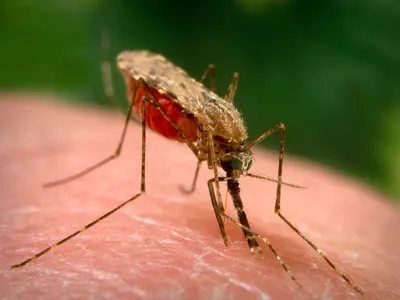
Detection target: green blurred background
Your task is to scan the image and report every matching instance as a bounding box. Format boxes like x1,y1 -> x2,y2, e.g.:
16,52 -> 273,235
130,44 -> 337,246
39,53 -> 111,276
1,0 -> 399,201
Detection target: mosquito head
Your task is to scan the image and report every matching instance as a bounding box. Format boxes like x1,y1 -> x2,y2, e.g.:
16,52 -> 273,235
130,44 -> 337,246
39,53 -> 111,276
220,150 -> 253,179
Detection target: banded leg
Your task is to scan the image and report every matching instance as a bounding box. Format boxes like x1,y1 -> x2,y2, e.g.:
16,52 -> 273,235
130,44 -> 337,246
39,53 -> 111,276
207,177 -> 228,246
200,64 -> 216,92
221,212 -> 300,287
43,82 -> 142,188
224,72 -> 239,103
179,160 -> 202,194
247,123 -> 363,296
178,63 -> 217,193
180,64 -> 218,194
208,176 -> 299,286
12,79 -> 202,268
245,122 -> 287,217
246,173 -> 306,189
206,129 -> 229,246
43,78 -> 200,188
101,28 -> 116,105
208,176 -> 262,256
11,91 -> 151,269
183,69 -> 239,193
101,28 -> 135,122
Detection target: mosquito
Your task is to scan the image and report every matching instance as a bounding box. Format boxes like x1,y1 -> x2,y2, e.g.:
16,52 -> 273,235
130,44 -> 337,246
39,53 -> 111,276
11,44 -> 362,295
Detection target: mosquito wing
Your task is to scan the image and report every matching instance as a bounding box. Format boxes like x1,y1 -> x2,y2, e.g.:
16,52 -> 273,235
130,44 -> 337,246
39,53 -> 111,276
117,50 -> 218,120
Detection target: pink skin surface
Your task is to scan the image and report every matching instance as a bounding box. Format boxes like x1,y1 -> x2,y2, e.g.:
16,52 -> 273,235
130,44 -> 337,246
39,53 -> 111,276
1,94 -> 400,300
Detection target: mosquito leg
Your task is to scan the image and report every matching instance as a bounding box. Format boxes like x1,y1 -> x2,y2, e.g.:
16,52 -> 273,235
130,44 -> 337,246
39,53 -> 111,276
44,75 -> 201,189
12,76 -> 204,268
180,63 -> 216,193
248,123 -> 363,295
208,176 -> 262,256
207,177 -> 228,246
101,28 -> 116,105
207,130 -> 224,219
203,128 -> 231,245
224,72 -> 239,103
199,64 -> 216,92
42,78 -> 146,188
276,212 -> 363,295
223,186 -> 229,227
101,29 -> 134,122
276,199 -> 363,292
179,160 -> 202,194
246,173 -> 306,189
221,212 -> 300,287
137,79 -> 200,159
272,125 -> 363,295
11,87 -> 152,269
227,178 -> 263,257
132,79 -> 204,194
210,172 -> 298,287
245,122 -> 287,225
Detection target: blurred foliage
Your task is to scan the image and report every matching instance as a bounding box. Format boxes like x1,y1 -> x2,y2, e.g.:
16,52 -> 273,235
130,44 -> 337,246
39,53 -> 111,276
0,0 -> 399,201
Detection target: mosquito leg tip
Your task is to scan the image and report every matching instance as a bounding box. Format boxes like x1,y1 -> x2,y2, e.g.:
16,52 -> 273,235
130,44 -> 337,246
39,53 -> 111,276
11,263 -> 22,269
255,252 -> 264,260
250,246 -> 264,259
42,182 -> 56,189
178,185 -> 193,194
354,286 -> 364,296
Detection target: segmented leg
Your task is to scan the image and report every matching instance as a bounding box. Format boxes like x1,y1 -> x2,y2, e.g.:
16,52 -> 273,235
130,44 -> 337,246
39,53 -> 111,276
11,88 -> 149,268
179,160 -> 202,194
182,66 -> 240,194
205,129 -> 229,246
228,178 -> 263,256
101,28 -> 116,105
179,64 -> 217,194
224,72 -> 239,103
223,186 -> 229,227
11,78 -> 201,268
200,64 -> 216,92
43,84 -> 139,188
208,175 -> 300,286
221,211 -> 300,287
247,122 -> 363,296
208,176 -> 262,255
246,173 -> 306,189
43,79 -> 200,188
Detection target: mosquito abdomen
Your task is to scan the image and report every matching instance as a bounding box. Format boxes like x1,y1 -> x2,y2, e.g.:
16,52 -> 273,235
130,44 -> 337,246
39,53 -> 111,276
129,78 -> 198,142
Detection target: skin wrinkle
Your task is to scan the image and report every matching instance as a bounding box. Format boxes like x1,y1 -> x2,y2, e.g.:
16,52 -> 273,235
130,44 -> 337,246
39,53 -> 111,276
193,250 -> 275,299
2,95 -> 400,299
212,282 -> 230,300
321,281 -> 332,300
191,250 -> 214,279
228,278 -> 271,300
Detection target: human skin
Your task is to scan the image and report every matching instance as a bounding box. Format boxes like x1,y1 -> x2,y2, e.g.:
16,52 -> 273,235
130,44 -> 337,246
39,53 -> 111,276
1,94 -> 399,300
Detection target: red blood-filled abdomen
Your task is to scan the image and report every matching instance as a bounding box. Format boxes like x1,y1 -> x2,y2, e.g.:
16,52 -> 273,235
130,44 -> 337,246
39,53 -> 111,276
128,78 -> 198,142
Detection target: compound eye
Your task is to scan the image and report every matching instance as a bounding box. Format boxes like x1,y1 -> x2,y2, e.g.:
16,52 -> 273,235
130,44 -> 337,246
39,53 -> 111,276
230,159 -> 243,171
246,159 -> 253,171
221,156 -> 243,173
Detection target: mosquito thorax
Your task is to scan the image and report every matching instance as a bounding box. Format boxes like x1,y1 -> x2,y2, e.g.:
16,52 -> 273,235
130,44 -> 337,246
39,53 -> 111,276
220,150 -> 253,179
